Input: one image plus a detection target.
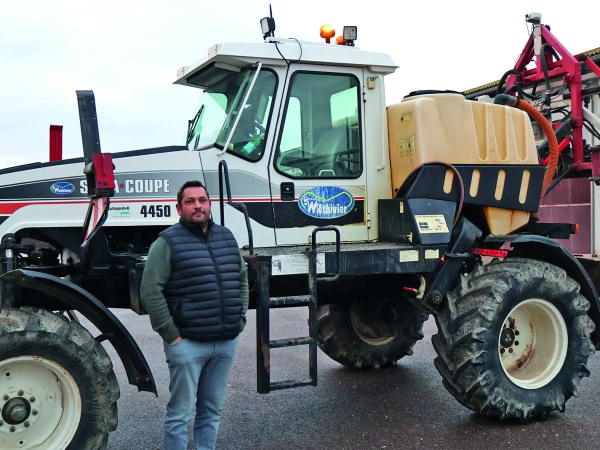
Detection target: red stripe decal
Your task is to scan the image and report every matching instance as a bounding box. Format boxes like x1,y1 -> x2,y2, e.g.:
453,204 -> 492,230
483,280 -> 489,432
0,196 -> 366,215
0,201 -> 89,215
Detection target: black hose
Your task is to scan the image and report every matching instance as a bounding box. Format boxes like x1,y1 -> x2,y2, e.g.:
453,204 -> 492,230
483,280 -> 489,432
396,161 -> 464,228
540,44 -> 555,92
497,69 -> 523,98
546,106 -> 570,122
563,85 -> 600,100
521,89 -> 539,100
546,44 -> 561,62
545,164 -> 573,195
496,69 -> 540,100
583,119 -> 600,140
497,46 -> 561,102
493,94 -> 519,106
539,44 -> 560,123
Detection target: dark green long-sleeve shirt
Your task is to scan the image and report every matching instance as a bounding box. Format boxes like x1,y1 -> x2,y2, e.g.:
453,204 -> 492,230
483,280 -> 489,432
140,235 -> 249,343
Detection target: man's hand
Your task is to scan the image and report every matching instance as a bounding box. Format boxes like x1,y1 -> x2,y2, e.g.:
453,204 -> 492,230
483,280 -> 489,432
170,336 -> 183,345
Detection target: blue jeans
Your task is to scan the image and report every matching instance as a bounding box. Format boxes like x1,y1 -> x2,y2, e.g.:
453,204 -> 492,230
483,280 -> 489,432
163,335 -> 239,450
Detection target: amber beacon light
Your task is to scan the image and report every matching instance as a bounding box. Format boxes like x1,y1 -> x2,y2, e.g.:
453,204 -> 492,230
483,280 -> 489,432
320,24 -> 335,43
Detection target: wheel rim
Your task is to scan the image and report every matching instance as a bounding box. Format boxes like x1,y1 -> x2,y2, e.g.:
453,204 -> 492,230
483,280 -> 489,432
0,356 -> 81,449
350,302 -> 396,345
498,298 -> 568,389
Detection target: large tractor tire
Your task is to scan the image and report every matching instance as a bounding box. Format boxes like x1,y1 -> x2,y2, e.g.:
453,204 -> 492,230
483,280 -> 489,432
317,297 -> 428,369
433,258 -> 595,422
0,307 -> 120,449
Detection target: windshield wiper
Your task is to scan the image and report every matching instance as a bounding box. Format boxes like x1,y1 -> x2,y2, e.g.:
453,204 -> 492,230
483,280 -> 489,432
186,104 -> 205,146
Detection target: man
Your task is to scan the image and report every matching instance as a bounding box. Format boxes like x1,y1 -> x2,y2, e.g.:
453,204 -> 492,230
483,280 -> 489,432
140,180 -> 248,450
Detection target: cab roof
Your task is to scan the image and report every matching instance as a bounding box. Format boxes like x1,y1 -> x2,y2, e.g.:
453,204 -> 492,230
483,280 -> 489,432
174,38 -> 398,89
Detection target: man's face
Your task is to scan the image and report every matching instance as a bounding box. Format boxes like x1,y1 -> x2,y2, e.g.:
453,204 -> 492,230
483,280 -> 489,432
176,186 -> 211,230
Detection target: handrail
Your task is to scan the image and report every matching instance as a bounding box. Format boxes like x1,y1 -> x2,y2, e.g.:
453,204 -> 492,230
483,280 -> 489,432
310,226 -> 340,282
377,75 -> 387,171
218,160 -> 254,255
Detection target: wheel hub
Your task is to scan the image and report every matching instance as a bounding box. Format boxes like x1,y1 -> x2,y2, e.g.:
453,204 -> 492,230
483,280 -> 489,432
2,397 -> 31,424
498,298 -> 568,389
500,328 -> 515,348
0,356 -> 81,449
0,389 -> 41,436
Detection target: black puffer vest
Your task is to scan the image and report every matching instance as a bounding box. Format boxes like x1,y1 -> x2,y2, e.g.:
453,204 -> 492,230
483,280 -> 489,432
160,220 -> 243,341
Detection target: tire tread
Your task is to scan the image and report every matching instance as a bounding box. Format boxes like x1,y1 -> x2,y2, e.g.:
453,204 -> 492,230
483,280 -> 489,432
432,258 -> 595,422
0,307 -> 120,449
318,299 -> 428,369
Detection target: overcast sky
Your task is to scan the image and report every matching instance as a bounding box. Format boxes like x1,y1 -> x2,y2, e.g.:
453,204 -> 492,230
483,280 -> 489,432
1,0 -> 598,169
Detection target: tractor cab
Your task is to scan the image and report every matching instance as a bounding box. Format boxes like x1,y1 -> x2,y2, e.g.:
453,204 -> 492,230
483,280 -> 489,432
175,31 -> 397,248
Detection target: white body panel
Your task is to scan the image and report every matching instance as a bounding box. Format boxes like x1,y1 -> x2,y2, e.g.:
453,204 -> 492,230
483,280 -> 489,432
0,149 -> 199,245
176,40 -> 397,90
0,39 -> 401,251
0,146 -> 282,250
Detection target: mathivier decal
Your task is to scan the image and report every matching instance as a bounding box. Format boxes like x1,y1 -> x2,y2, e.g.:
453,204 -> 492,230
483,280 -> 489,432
50,182 -> 75,195
298,186 -> 355,219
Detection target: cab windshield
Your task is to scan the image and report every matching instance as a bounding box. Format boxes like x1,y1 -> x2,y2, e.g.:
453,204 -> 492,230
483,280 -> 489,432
187,68 -> 277,161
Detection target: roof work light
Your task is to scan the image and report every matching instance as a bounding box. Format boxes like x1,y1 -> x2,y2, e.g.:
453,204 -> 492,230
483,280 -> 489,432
261,17 -> 276,39
343,26 -> 357,41
320,24 -> 335,43
336,26 -> 357,46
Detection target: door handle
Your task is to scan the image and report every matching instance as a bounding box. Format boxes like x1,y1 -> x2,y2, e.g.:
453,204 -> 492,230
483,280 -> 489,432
281,182 -> 295,201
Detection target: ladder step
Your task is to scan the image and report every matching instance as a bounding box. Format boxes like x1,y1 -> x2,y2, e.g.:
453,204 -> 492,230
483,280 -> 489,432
269,295 -> 311,307
270,378 -> 315,391
270,336 -> 312,348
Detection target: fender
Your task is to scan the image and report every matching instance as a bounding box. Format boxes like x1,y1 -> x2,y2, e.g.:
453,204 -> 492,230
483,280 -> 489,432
485,234 -> 600,349
1,269 -> 157,395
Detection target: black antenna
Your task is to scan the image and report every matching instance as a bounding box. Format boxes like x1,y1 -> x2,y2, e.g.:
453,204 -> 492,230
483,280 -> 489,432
260,1 -> 276,39
269,1 -> 275,37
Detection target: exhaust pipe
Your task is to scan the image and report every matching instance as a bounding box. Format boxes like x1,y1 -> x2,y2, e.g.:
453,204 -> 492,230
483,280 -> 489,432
49,125 -> 63,161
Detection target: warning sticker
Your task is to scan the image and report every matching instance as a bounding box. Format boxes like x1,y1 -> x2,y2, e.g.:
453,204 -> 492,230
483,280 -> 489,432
415,215 -> 449,234
399,250 -> 419,263
398,134 -> 415,156
425,249 -> 440,259
271,253 -> 325,275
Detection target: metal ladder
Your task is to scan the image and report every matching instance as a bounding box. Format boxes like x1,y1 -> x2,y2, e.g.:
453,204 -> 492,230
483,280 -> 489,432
256,227 -> 340,393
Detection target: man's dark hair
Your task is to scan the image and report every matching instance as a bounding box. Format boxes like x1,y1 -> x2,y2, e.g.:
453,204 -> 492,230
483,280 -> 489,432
177,180 -> 210,206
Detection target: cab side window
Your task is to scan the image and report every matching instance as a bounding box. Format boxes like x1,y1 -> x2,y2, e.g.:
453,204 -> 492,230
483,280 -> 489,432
275,72 -> 362,178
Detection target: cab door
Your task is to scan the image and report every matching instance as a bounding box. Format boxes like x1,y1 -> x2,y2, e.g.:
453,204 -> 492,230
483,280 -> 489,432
194,67 -> 281,248
267,66 -> 368,246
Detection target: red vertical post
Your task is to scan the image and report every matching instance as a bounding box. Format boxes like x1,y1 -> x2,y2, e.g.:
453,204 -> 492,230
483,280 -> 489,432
49,125 -> 63,161
569,69 -> 584,169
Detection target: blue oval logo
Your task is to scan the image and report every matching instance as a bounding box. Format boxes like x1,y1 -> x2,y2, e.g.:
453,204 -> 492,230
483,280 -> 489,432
50,182 -> 75,195
298,186 -> 355,219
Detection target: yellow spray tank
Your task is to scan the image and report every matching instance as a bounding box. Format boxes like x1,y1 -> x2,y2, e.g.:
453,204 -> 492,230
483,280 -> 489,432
387,92 -> 539,235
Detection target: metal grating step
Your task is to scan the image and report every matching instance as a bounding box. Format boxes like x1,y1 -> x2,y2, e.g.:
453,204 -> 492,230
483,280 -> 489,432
270,336 -> 312,348
269,378 -> 314,392
269,295 -> 310,307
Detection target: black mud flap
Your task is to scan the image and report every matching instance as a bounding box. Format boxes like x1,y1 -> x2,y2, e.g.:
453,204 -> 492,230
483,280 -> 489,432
1,269 -> 157,395
485,234 -> 600,350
